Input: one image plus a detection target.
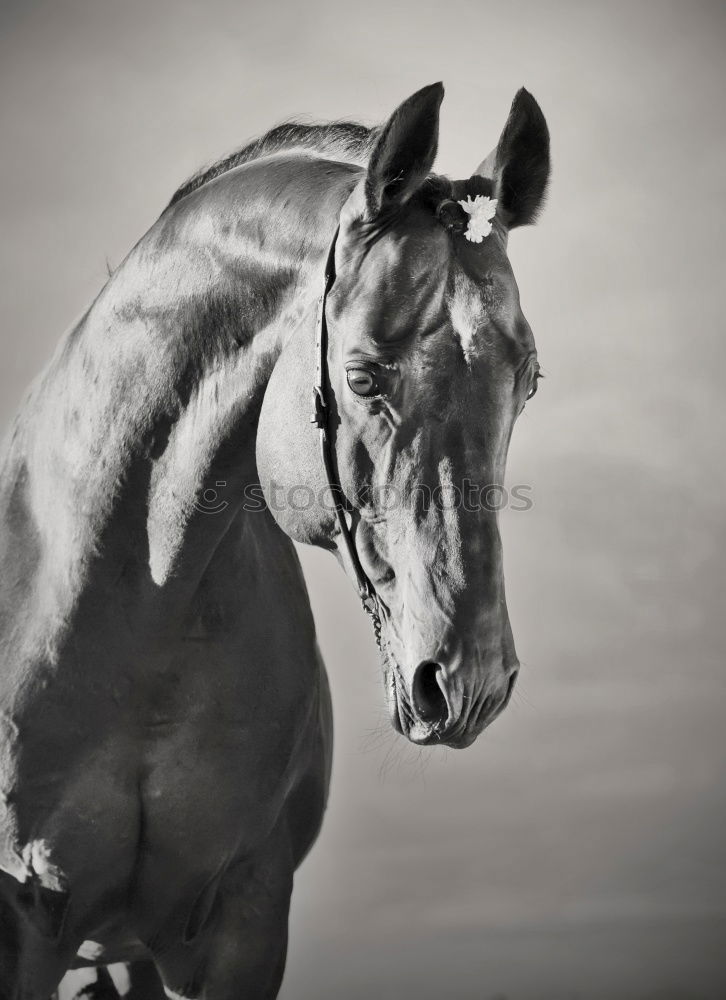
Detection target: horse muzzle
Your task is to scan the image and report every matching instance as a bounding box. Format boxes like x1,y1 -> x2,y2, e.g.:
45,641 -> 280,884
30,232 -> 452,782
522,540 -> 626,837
386,654 -> 519,749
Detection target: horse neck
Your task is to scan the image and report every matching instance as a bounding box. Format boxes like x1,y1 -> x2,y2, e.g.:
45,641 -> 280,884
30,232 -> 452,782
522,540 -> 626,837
12,154 -> 359,618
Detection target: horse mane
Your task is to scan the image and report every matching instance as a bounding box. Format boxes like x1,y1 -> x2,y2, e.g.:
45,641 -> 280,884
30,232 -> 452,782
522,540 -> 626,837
167,120 -> 380,209
165,115 -> 492,229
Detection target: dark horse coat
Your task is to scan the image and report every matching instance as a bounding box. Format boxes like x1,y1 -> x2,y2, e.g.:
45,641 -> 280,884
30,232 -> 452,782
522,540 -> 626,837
0,83 -> 549,998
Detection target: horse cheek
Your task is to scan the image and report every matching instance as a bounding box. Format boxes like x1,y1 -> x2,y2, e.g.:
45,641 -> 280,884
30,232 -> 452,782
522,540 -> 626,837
256,337 -> 334,547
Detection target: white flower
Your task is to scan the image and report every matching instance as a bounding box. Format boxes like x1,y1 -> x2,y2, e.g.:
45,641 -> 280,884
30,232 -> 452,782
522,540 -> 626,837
457,194 -> 498,243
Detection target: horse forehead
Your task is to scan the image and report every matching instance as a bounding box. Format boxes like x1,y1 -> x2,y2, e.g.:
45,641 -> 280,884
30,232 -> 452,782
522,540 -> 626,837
346,211 -> 445,282
447,265 -> 529,364
335,235 -> 449,338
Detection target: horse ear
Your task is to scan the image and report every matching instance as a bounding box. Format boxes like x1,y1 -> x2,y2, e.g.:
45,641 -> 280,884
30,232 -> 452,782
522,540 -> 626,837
476,88 -> 550,229
365,82 -> 444,218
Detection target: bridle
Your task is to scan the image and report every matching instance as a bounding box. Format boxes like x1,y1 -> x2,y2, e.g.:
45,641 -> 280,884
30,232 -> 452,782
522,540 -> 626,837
310,226 -> 383,649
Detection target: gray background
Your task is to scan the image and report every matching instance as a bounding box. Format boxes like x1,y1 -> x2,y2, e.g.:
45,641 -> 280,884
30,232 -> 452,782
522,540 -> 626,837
1,1 -> 725,997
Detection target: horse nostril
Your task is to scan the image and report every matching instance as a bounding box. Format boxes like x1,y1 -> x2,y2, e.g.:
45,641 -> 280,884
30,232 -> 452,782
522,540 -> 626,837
412,661 -> 449,726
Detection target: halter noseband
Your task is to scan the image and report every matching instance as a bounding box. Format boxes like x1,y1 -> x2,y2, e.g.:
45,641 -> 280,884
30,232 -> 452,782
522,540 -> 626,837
310,226 -> 383,649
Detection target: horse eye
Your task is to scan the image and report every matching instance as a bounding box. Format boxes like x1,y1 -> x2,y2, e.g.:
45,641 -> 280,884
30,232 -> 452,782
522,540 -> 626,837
347,369 -> 379,397
527,371 -> 542,400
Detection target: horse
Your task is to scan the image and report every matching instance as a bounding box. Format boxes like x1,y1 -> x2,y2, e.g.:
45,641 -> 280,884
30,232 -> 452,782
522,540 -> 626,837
0,82 -> 550,998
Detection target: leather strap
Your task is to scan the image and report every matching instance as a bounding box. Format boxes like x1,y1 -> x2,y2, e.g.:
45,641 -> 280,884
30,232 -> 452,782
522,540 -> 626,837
310,227 -> 383,647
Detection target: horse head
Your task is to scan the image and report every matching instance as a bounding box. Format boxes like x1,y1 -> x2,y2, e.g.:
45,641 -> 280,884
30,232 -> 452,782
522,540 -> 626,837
257,83 -> 549,748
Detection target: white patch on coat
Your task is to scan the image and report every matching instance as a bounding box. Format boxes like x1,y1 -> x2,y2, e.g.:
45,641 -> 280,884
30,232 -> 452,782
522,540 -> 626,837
448,272 -> 490,365
20,838 -> 67,891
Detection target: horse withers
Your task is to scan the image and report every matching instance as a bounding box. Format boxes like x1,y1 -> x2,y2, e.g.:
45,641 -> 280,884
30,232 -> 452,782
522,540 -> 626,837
0,83 -> 549,998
